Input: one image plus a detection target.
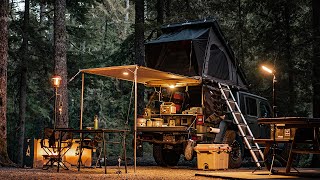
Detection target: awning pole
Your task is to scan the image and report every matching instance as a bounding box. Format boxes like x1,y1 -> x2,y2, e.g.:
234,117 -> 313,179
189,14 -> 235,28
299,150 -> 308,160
80,73 -> 84,130
134,65 -> 138,173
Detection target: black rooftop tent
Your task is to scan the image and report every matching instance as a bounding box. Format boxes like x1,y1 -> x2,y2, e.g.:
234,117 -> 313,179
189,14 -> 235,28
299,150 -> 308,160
145,19 -> 247,88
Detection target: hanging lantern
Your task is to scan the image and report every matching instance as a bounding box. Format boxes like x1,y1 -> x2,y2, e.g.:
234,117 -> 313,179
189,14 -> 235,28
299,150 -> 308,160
51,75 -> 62,88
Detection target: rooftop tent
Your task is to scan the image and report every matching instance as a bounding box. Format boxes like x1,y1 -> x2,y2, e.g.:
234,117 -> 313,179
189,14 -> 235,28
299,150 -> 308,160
145,19 -> 247,88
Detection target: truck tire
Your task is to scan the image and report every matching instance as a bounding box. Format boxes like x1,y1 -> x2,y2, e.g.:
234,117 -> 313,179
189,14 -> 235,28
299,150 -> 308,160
153,144 -> 181,166
153,144 -> 166,166
163,149 -> 181,166
223,130 -> 244,169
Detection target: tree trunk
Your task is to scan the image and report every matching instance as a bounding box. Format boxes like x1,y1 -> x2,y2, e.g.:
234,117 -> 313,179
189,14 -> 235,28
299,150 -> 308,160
156,0 -> 164,37
54,0 -> 68,128
312,0 -> 320,117
124,0 -> 130,36
165,0 -> 171,19
17,0 -> 29,167
311,0 -> 320,167
135,0 -> 145,115
39,0 -> 46,26
0,0 -> 14,167
284,0 -> 295,115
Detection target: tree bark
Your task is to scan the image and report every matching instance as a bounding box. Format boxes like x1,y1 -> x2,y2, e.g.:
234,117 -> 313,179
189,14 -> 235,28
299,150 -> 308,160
311,0 -> 320,168
17,0 -> 29,167
135,0 -> 145,115
0,0 -> 14,167
165,0 -> 171,19
312,0 -> 320,118
54,0 -> 68,128
156,0 -> 164,37
284,0 -> 295,115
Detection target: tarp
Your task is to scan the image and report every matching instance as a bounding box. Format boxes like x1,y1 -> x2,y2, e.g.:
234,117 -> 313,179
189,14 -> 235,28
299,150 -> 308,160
145,18 -> 247,89
80,65 -> 201,87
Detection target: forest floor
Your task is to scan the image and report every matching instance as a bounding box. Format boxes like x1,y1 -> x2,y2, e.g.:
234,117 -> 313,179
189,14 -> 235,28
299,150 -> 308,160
0,153 -> 319,179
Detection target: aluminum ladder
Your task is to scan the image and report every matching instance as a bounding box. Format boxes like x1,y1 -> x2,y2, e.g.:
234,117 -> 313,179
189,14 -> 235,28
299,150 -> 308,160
218,83 -> 264,169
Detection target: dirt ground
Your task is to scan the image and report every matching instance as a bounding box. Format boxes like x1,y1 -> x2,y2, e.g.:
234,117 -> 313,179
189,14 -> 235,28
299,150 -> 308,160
1,154 -> 318,180
0,165 -> 226,180
0,154 -> 220,180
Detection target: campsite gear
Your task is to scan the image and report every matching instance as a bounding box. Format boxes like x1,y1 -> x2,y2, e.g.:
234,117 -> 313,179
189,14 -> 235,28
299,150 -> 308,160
143,108 -> 152,119
94,115 -> 99,130
271,124 -> 296,140
160,102 -> 176,114
146,119 -> 153,127
152,118 -> 163,127
184,139 -> 195,161
194,144 -> 231,170
196,114 -> 204,125
173,92 -> 184,113
137,117 -> 147,127
169,119 -> 175,126
218,83 -> 264,169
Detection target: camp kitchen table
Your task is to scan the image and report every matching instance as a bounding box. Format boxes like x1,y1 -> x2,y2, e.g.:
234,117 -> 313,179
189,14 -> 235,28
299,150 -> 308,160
257,117 -> 320,175
54,128 -> 129,174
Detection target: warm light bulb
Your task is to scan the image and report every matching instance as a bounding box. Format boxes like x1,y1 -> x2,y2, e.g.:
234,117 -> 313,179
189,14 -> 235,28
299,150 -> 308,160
169,85 -> 175,89
123,72 -> 129,75
262,66 -> 273,74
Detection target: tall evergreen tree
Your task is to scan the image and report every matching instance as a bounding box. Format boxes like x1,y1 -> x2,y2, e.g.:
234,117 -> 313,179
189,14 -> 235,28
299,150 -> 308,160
54,0 -> 68,128
17,0 -> 29,166
312,0 -> 320,118
0,0 -> 13,166
135,0 -> 145,115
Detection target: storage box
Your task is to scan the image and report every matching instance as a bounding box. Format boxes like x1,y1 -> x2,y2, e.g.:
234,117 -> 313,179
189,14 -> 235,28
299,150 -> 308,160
271,124 -> 296,140
152,118 -> 163,127
160,102 -> 176,114
194,144 -> 231,170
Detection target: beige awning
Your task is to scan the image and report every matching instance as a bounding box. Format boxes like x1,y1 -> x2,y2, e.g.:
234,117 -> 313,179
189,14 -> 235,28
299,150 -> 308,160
80,65 -> 201,87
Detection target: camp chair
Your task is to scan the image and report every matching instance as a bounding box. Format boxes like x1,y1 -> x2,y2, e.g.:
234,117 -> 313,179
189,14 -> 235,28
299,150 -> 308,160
40,128 -> 73,171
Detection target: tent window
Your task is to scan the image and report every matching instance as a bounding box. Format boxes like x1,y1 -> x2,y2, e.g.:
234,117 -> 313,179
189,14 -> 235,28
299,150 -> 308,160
207,44 -> 229,80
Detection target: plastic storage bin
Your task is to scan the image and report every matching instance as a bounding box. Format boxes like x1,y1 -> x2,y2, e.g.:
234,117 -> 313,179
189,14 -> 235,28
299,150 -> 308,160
194,144 -> 231,170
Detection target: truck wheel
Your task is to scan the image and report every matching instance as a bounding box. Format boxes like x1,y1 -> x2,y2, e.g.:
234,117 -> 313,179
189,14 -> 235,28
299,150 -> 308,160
223,130 -> 244,169
163,149 -> 181,166
153,144 -> 166,166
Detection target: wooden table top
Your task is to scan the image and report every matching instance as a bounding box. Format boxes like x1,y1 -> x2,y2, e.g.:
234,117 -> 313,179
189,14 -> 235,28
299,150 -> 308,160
258,117 -> 320,127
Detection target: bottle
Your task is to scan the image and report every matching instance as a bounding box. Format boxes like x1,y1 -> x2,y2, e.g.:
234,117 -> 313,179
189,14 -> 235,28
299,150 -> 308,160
94,115 -> 99,130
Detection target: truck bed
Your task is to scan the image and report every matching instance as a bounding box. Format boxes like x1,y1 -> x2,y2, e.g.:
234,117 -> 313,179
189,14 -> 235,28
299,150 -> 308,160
137,126 -> 188,132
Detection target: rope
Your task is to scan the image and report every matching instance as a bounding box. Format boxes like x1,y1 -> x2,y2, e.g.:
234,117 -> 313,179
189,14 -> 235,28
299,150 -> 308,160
125,83 -> 134,126
68,71 -> 81,84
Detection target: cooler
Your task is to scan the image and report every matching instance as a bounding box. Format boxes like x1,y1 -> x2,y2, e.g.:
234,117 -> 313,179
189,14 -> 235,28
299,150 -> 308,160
194,144 -> 231,170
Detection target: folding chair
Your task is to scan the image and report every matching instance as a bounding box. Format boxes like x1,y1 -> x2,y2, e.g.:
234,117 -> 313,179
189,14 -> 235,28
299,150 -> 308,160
40,128 -> 73,171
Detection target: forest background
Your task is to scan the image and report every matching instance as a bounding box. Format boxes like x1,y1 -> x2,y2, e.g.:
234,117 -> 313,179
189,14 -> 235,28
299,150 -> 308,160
0,0 -> 319,168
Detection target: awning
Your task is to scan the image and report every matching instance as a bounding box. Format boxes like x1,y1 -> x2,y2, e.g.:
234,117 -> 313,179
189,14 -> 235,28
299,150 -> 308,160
80,65 -> 201,87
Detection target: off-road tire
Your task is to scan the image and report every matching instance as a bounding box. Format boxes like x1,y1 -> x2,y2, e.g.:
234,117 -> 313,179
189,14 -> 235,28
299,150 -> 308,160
153,144 -> 181,166
163,149 -> 181,166
153,144 -> 166,166
223,130 -> 244,169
